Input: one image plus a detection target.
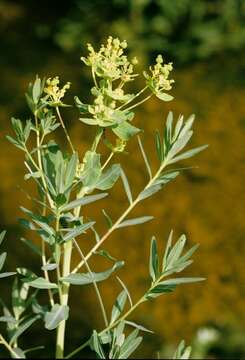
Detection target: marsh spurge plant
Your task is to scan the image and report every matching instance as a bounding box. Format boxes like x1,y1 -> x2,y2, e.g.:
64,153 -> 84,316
1,37 -> 207,359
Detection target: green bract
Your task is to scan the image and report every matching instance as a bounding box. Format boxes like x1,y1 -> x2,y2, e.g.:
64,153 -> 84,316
1,37 -> 208,359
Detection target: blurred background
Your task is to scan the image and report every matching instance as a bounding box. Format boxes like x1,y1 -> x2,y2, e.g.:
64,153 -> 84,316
0,0 -> 245,358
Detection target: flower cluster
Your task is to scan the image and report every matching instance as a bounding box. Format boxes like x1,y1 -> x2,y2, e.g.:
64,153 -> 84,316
144,55 -> 174,100
76,37 -> 175,147
81,36 -> 138,82
44,77 -> 71,106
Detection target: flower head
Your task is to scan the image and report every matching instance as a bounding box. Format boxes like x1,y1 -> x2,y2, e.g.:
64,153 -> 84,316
44,77 -> 71,106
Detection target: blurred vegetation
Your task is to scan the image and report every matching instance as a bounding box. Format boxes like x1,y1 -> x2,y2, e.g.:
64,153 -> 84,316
0,0 -> 244,358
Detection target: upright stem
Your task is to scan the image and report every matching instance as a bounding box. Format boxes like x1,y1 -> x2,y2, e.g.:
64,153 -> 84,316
56,240 -> 73,358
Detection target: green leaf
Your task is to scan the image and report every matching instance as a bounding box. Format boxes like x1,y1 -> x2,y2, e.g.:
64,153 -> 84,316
168,145 -> 209,165
167,131 -> 193,160
61,193 -> 108,212
90,330 -> 106,359
155,130 -> 163,162
0,316 -> 17,324
32,219 -> 55,237
102,209 -> 113,228
62,222 -> 95,242
0,230 -> 6,246
112,121 -> 141,141
61,261 -> 124,285
96,164 -> 121,190
81,151 -> 101,189
162,230 -> 173,271
116,276 -> 133,308
173,340 -> 192,360
120,169 -> 133,204
32,76 -> 41,104
125,321 -> 153,334
24,277 -> 58,289
173,115 -> 184,142
178,115 -> 195,138
117,216 -> 154,229
166,235 -> 186,270
64,152 -> 78,192
21,237 -> 42,256
110,290 -> 128,325
6,135 -> 24,150
11,348 -> 26,359
137,136 -> 152,179
12,279 -> 29,319
119,330 -> 143,359
156,92 -> 174,102
41,263 -> 57,271
74,96 -> 89,113
95,249 -> 116,262
0,252 -> 7,272
44,304 -> 69,330
159,277 -> 205,286
149,283 -> 176,295
0,272 -> 16,278
149,237 -> 159,282
10,316 -> 39,346
138,184 -> 162,202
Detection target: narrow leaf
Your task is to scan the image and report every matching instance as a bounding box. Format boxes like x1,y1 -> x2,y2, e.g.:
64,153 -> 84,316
0,230 -> 6,246
137,136 -> 152,179
110,290 -> 128,324
117,216 -> 154,229
24,277 -> 58,289
10,316 -> 39,345
120,169 -> 133,204
0,252 -> 7,272
21,237 -> 42,256
61,193 -> 108,212
149,237 -> 159,282
63,222 -> 95,242
61,261 -> 124,285
168,145 -> 209,165
0,272 -> 16,278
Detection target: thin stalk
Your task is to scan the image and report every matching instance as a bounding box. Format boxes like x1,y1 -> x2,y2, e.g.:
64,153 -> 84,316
126,94 -> 153,112
92,68 -> 99,88
101,152 -> 114,171
72,159 -> 168,274
117,86 -> 148,110
73,240 -> 109,327
56,107 -> 75,154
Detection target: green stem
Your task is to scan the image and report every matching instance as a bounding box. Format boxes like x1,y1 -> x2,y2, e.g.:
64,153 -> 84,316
126,93 -> 152,112
56,107 -> 75,154
101,152 -> 114,170
56,240 -> 72,359
117,86 -> 148,110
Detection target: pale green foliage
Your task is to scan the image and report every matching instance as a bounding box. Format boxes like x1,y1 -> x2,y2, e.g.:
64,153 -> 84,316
0,36 -> 208,358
